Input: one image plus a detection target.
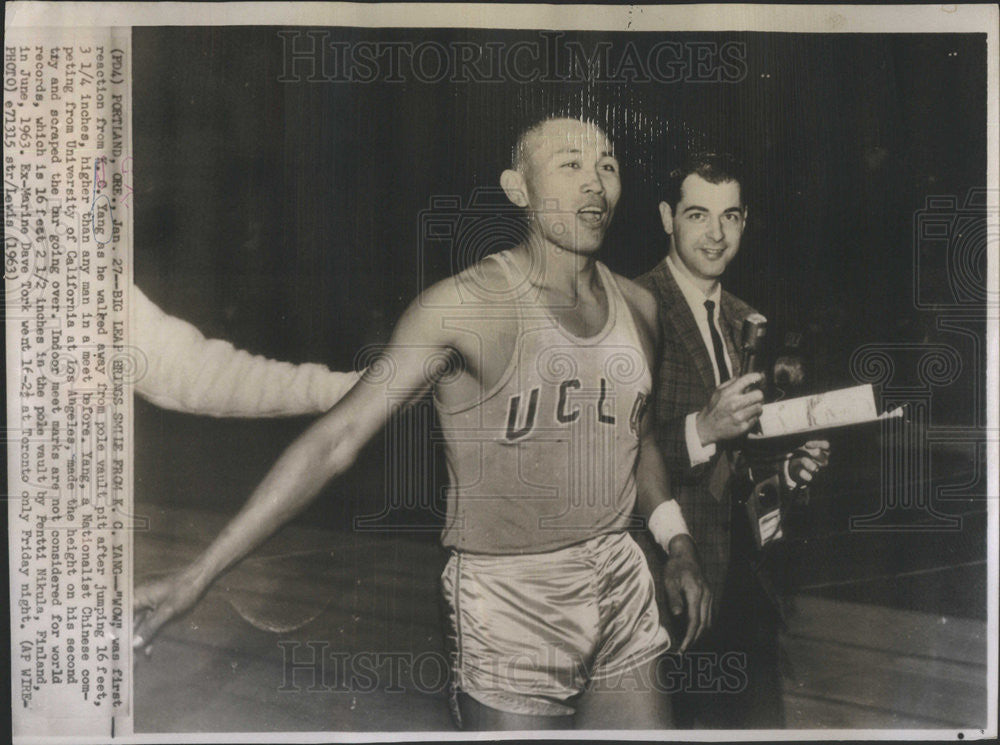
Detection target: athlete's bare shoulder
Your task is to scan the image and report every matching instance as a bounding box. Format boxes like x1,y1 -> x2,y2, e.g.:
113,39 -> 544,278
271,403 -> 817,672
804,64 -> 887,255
396,255 -> 519,364
400,255 -> 520,392
402,257 -> 507,318
411,255 -> 513,308
425,255 -> 524,329
611,272 -> 659,333
451,254 -> 519,304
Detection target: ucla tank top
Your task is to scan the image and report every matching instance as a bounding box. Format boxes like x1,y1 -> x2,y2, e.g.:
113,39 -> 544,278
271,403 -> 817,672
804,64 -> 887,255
436,251 -> 652,554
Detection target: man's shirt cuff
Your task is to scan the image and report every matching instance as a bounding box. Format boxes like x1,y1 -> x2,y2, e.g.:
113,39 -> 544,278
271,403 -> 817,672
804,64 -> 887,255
685,412 -> 716,466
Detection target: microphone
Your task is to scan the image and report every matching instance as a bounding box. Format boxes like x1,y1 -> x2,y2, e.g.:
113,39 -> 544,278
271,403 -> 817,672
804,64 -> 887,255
740,313 -> 768,377
740,313 -> 767,438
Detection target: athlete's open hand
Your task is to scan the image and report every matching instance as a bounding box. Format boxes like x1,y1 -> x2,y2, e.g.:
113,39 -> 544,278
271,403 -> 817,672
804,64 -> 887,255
662,534 -> 713,653
133,568 -> 208,653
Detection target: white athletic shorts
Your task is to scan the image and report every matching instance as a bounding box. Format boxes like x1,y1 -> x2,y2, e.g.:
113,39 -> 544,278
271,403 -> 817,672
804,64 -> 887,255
441,530 -> 671,720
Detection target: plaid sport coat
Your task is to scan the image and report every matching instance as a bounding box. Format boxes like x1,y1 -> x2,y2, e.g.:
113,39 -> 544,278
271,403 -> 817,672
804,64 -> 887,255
636,258 -> 758,597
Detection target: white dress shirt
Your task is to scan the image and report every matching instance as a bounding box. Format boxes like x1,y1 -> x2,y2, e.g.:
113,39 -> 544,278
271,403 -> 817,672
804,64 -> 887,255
664,254 -> 734,467
665,257 -> 799,488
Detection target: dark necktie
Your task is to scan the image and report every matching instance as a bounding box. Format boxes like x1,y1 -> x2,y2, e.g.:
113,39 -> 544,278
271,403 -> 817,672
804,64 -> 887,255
704,299 -> 731,383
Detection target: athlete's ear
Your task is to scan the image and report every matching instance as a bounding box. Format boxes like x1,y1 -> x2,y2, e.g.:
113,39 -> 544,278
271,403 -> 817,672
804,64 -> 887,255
501,169 -> 529,208
658,201 -> 675,236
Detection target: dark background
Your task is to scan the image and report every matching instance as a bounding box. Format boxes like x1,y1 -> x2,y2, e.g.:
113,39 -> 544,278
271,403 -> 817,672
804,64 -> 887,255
132,28 -> 988,618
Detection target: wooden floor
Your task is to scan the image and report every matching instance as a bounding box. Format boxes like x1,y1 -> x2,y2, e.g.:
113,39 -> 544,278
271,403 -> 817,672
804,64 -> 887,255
781,595 -> 987,729
132,505 -> 989,734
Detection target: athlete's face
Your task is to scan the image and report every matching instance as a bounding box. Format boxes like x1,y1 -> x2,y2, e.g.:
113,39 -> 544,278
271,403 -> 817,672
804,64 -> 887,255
663,174 -> 746,285
508,119 -> 621,255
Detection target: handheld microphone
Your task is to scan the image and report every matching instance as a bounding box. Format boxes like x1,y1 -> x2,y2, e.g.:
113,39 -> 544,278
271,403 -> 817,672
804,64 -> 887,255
740,313 -> 768,377
741,314 -> 767,438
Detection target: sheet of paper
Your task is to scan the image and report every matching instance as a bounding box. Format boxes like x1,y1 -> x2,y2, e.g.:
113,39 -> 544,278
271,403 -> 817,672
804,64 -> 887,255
753,383 -> 903,439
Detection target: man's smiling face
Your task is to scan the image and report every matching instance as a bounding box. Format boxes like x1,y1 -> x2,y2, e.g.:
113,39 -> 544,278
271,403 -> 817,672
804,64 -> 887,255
664,173 -> 746,285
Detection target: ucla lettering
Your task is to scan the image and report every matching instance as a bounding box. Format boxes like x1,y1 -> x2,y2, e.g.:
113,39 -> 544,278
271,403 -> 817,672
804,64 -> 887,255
506,378 -> 639,441
629,392 -> 649,436
556,379 -> 581,423
505,388 -> 540,440
598,378 -> 615,424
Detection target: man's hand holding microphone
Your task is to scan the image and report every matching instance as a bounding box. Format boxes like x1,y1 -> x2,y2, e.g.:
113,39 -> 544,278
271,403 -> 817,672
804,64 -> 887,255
694,309 -> 831,488
695,372 -> 767,446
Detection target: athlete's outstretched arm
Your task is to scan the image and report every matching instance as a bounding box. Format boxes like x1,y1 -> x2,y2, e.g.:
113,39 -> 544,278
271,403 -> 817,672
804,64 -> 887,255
133,293 -> 460,650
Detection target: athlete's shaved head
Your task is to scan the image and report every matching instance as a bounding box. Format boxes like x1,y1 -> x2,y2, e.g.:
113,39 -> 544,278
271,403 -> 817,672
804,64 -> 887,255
511,114 -> 612,175
500,116 -> 620,256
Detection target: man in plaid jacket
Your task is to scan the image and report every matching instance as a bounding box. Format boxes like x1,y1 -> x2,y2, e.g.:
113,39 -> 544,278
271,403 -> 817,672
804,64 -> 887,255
637,153 -> 830,728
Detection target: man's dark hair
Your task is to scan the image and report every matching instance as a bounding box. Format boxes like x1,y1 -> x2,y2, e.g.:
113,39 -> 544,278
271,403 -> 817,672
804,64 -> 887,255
662,152 -> 747,209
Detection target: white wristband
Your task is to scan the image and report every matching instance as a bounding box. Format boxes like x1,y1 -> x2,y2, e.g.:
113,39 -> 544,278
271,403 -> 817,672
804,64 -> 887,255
648,500 -> 691,555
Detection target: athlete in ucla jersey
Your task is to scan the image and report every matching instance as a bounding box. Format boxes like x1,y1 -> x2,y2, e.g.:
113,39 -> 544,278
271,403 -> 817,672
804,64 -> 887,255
438,251 -> 652,555
132,116 -> 713,730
